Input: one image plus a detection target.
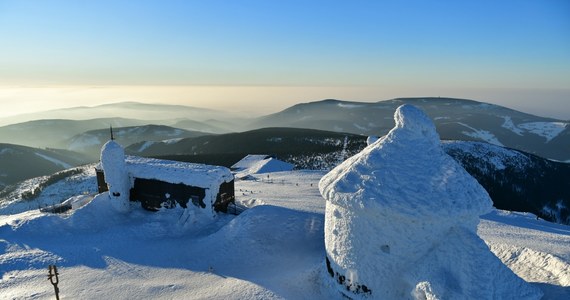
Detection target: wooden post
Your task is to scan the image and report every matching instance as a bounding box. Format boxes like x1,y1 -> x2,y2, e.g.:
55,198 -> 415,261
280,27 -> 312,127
48,265 -> 60,300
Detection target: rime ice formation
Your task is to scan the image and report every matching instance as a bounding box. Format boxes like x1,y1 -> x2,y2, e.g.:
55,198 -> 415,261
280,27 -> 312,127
366,135 -> 379,146
100,140 -> 131,213
319,104 -> 542,299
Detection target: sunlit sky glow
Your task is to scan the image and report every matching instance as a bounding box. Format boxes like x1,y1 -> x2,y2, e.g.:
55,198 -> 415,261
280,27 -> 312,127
0,0 -> 569,119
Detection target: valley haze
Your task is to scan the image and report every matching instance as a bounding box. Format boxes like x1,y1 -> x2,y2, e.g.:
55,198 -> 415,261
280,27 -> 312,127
0,86 -> 569,121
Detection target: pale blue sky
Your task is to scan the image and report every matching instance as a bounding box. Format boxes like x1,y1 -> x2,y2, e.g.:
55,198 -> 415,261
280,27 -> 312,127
0,0 -> 569,118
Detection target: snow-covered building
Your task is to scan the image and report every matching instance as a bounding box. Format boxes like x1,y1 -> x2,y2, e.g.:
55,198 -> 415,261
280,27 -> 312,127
319,105 -> 542,299
98,140 -> 235,216
231,154 -> 294,178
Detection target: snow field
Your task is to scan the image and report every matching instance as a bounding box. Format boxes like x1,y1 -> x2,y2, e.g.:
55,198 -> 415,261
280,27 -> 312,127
0,171 -> 568,299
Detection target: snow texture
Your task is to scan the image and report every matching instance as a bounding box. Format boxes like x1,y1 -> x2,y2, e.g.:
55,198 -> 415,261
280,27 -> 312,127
247,158 -> 294,174
0,170 -> 568,299
100,140 -> 130,213
366,136 -> 379,146
500,117 -> 567,142
442,140 -> 531,172
319,104 -> 542,299
231,155 -> 274,171
501,116 -> 525,136
518,122 -> 567,142
136,141 -> 155,153
458,122 -> 504,146
233,155 -> 294,178
125,156 -> 233,189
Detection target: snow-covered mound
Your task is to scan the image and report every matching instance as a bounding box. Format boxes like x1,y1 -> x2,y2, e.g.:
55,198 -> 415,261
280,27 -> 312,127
319,104 -> 542,299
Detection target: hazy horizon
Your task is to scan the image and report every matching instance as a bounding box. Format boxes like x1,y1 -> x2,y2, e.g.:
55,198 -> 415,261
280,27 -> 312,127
1,1 -> 568,120
0,85 -> 569,121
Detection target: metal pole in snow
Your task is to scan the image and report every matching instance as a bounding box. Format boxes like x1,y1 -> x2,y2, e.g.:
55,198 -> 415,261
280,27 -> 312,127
48,265 -> 60,300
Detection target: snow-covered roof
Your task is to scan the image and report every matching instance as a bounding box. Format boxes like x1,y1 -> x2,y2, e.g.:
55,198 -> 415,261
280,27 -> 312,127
231,154 -> 274,171
125,156 -> 233,188
320,104 -> 493,218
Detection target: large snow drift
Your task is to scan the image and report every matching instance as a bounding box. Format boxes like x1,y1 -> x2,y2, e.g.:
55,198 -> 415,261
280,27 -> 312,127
319,104 -> 542,299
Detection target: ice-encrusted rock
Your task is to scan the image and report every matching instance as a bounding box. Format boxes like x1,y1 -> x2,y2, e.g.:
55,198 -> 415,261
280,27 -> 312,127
366,135 -> 379,146
319,104 -> 542,299
100,140 -> 130,213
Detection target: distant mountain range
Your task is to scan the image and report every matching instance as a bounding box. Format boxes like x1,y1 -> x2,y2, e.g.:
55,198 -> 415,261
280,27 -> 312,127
127,127 -> 367,169
248,98 -> 569,161
0,143 -> 90,189
0,117 -> 153,149
0,98 -> 566,161
0,101 -> 241,127
66,125 -> 210,160
0,98 -> 568,223
1,128 -> 568,225
124,127 -> 569,224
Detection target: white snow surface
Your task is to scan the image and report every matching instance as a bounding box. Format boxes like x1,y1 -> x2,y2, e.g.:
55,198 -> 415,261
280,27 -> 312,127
501,116 -> 525,136
442,140 -> 531,172
366,136 -> 379,146
500,117 -> 568,142
136,141 -> 155,153
233,155 -> 294,178
319,105 -> 541,299
231,154 -> 273,171
458,122 -> 504,146
322,106 -> 492,218
248,158 -> 294,174
519,122 -> 567,142
0,169 -> 569,299
337,103 -> 364,109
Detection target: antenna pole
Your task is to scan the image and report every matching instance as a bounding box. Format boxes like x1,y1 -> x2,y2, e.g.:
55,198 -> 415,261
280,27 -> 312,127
110,125 -> 114,140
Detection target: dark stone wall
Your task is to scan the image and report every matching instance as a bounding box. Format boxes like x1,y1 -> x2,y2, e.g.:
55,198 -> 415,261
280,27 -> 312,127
130,177 -> 206,211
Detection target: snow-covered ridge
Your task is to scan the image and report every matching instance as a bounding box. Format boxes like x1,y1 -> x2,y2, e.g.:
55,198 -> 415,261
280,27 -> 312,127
136,141 -> 155,153
442,140 -> 531,171
0,165 -> 97,215
519,122 -> 567,142
501,116 -> 568,142
501,116 -> 525,136
337,103 -> 364,109
458,122 -> 504,146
